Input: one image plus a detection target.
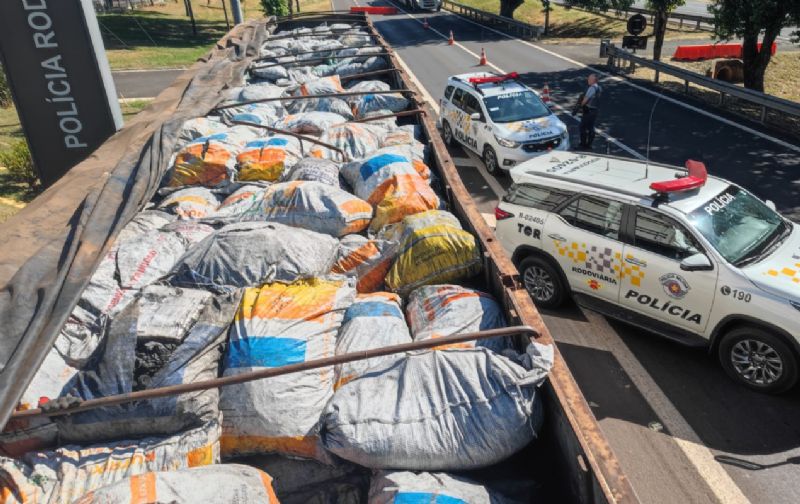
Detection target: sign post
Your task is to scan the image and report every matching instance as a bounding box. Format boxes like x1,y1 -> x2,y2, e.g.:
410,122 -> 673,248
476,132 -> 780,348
0,0 -> 123,187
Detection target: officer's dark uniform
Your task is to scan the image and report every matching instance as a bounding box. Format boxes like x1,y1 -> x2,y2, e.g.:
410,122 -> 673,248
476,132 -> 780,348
579,82 -> 601,149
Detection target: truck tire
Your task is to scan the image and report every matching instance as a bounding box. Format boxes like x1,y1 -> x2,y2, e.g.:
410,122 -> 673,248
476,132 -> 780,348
718,326 -> 799,394
442,121 -> 454,147
483,145 -> 500,176
519,256 -> 567,309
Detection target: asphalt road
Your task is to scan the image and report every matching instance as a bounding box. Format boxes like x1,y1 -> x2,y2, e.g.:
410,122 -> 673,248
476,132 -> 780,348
112,68 -> 184,99
328,1 -> 800,502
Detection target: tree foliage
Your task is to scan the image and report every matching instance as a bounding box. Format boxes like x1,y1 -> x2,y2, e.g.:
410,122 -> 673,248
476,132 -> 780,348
709,0 -> 800,91
646,0 -> 685,61
260,0 -> 288,17
0,63 -> 11,109
0,140 -> 39,190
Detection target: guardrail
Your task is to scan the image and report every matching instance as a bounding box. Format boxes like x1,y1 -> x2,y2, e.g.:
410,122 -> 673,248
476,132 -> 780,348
604,43 -> 800,123
441,0 -> 543,40
553,1 -> 713,30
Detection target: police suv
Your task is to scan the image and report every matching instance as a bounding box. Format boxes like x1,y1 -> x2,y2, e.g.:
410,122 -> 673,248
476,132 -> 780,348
438,72 -> 569,175
495,151 -> 800,393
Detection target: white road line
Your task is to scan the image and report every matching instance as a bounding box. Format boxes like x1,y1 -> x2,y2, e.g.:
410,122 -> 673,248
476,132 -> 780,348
386,3 -> 647,159
376,4 -> 750,502
427,6 -> 800,154
584,311 -> 750,504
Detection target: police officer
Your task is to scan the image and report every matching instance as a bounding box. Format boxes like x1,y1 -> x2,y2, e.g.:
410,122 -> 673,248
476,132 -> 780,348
574,73 -> 601,150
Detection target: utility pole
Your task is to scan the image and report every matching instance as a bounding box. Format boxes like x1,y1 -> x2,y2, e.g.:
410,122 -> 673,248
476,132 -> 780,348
230,0 -> 243,24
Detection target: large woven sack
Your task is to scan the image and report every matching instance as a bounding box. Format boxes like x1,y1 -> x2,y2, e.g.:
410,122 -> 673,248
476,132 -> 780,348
220,277 -> 356,461
280,157 -> 340,187
74,465 -> 279,504
274,112 -> 347,136
158,186 -> 221,220
0,418 -> 221,504
331,234 -> 398,293
406,284 -> 510,353
322,346 -> 551,470
237,136 -> 303,182
334,292 -> 412,390
169,222 -> 339,292
368,471 -> 519,504
56,286 -> 241,443
382,211 -> 482,296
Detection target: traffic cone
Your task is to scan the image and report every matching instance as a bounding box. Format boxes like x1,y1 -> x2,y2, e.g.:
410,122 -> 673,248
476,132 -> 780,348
541,82 -> 551,103
479,48 -> 487,65
423,17 -> 430,29
448,30 -> 454,45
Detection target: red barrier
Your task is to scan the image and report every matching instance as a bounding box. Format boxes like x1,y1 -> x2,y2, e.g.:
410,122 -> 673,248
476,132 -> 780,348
350,6 -> 398,14
672,42 -> 777,61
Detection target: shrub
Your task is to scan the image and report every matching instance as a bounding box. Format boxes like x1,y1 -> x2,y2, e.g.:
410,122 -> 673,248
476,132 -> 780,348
0,140 -> 39,190
0,63 -> 11,108
260,0 -> 288,16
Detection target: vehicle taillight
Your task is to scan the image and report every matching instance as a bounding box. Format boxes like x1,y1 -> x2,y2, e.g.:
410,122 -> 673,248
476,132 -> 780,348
495,207 -> 514,220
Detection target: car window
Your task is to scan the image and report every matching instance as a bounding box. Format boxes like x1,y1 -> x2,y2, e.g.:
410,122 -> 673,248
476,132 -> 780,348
444,85 -> 455,100
462,92 -> 482,116
505,183 -> 575,212
451,88 -> 465,109
634,208 -> 702,260
559,195 -> 623,240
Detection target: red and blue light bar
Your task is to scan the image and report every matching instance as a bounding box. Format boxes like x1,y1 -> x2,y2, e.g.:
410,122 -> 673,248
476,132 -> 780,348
649,159 -> 708,193
468,72 -> 519,85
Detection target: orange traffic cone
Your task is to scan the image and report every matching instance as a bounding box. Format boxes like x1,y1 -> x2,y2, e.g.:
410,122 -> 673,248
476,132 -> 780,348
479,48 -> 487,65
423,17 -> 430,29
541,82 -> 551,103
448,30 -> 454,45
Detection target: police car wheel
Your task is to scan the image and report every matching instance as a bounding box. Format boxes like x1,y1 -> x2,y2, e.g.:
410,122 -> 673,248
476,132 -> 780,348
520,257 -> 566,309
442,121 -> 454,147
719,326 -> 799,394
483,146 -> 500,176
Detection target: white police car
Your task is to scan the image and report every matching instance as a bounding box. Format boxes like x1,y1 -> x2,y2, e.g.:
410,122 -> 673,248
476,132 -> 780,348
438,72 -> 569,175
495,151 -> 800,393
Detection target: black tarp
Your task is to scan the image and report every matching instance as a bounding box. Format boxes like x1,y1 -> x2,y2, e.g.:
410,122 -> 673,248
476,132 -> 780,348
0,20 -> 270,430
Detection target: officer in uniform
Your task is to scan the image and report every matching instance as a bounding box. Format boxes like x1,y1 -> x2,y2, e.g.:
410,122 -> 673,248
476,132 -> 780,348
573,73 -> 601,150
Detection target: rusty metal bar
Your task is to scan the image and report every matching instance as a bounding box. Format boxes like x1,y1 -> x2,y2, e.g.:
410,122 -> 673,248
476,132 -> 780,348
229,120 -> 347,161
253,45 -> 384,63
263,31 -> 377,42
10,326 -> 536,421
340,68 -> 401,82
350,108 -> 426,123
252,51 -> 391,70
213,89 -> 415,112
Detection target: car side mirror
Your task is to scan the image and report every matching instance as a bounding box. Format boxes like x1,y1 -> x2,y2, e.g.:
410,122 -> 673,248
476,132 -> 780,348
470,112 -> 483,121
765,199 -> 776,211
680,253 -> 713,271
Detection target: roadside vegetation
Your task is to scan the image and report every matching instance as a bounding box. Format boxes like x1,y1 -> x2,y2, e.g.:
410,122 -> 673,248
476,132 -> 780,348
455,0 -> 705,43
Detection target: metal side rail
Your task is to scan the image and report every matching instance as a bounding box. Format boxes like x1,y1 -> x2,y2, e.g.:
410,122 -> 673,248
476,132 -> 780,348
441,0 -> 543,40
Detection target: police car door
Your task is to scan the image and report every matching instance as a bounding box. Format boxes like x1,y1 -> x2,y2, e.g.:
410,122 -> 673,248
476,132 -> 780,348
544,193 -> 624,303
456,91 -> 482,153
619,207 -> 718,334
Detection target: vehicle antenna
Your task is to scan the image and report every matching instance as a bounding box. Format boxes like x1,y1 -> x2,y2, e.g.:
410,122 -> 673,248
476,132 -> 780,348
645,91 -> 664,179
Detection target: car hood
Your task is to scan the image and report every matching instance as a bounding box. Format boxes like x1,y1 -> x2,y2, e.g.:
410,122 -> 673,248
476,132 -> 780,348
741,223 -> 800,302
493,115 -> 566,142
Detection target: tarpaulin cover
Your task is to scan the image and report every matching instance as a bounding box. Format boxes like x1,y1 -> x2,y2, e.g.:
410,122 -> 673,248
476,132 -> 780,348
0,21 -> 270,429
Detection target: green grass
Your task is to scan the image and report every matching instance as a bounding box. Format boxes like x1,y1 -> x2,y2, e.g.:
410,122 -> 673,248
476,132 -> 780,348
0,105 -> 23,152
455,1 -> 706,42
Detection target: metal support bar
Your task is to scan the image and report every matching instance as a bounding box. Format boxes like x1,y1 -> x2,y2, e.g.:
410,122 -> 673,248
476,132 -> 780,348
9,326 -> 537,421
349,108 -> 426,123
253,45 -> 384,62
253,51 -> 391,69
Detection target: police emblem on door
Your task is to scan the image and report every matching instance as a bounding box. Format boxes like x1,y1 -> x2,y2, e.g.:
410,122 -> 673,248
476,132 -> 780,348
659,273 -> 690,299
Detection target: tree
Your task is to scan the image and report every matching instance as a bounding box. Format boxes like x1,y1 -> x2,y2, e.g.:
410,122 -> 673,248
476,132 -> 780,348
260,0 -> 287,16
500,0 -> 551,21
646,0 -> 685,61
709,0 -> 800,92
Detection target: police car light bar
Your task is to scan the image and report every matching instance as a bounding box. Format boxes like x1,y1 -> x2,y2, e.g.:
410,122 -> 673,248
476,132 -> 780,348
468,72 -> 519,85
649,159 -> 708,193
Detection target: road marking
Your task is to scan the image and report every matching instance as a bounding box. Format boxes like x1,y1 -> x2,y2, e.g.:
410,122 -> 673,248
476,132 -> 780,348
422,6 -> 800,154
584,311 -> 750,504
372,4 -> 750,502
384,3 -> 646,159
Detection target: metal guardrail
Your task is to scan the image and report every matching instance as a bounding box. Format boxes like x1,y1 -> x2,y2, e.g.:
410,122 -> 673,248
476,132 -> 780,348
554,1 -> 713,30
604,43 -> 800,123
441,0 -> 543,40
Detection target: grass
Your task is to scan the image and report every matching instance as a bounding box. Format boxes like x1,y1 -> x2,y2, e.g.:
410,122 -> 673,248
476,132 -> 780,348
454,1 -> 706,43
626,52 -> 800,138
99,0 -> 332,69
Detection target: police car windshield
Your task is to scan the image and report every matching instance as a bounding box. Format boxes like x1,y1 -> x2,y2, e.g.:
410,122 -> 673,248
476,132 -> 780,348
484,91 -> 550,123
688,186 -> 785,265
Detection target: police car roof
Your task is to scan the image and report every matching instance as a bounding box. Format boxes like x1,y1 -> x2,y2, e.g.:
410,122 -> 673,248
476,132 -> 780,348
449,72 -> 529,97
510,151 -> 732,214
